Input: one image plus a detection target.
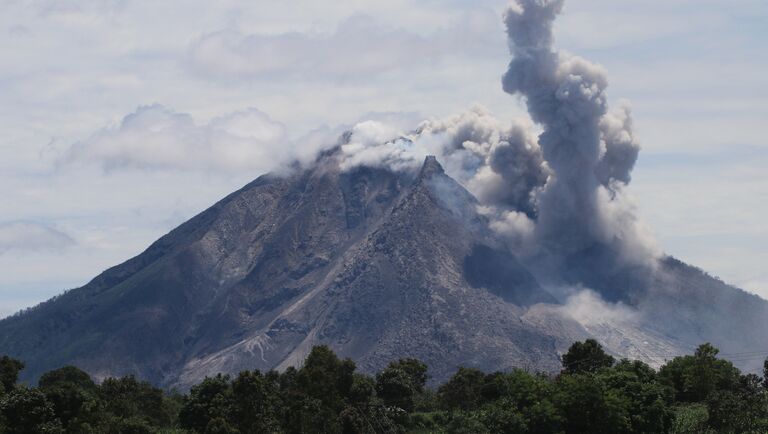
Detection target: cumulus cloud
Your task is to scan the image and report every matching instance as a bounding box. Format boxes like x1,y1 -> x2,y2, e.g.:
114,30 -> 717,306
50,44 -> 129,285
59,104 -> 303,173
0,221 -> 74,255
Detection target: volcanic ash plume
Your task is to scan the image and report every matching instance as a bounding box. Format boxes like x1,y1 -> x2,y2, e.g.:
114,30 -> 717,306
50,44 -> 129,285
502,0 -> 654,267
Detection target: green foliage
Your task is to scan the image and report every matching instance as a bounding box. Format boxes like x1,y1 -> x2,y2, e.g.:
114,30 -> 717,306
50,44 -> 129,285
658,343 -> 741,403
437,367 -> 486,411
283,346 -> 358,433
230,370 -> 282,433
4,340 -> 768,433
599,361 -> 674,433
375,358 -> 429,415
295,345 -> 355,404
561,338 -> 615,375
705,374 -> 768,433
99,375 -> 175,429
0,357 -> 24,392
0,385 -> 63,433
349,373 -> 375,405
386,359 -> 428,393
38,365 -> 100,431
376,366 -> 418,412
204,417 -> 239,434
178,374 -> 234,433
670,404 -> 711,434
554,373 -> 631,434
478,398 -> 528,433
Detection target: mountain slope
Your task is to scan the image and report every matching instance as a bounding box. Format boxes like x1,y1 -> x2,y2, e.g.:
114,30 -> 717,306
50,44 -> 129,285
1,153 -> 766,388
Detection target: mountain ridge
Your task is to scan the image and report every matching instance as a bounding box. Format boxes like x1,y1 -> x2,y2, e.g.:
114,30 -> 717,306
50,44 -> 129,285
1,153 -> 766,389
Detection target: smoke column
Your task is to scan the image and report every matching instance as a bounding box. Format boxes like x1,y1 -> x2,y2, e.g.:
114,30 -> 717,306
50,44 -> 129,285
502,0 -> 647,262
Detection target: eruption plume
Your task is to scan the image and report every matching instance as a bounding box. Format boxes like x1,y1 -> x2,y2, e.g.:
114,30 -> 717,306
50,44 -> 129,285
502,0 -> 652,265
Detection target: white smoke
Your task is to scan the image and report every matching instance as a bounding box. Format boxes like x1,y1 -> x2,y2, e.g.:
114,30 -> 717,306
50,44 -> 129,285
338,105 -> 549,220
331,0 -> 660,278
557,288 -> 639,326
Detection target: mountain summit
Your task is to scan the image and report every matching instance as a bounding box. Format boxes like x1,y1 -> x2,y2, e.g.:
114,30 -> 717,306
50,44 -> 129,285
1,152 -> 767,388
2,0 -> 768,388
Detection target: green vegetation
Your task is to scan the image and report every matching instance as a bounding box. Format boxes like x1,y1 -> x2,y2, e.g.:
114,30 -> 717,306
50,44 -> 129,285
1,340 -> 767,433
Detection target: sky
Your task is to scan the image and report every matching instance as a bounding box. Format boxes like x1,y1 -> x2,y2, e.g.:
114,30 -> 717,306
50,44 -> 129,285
0,0 -> 766,318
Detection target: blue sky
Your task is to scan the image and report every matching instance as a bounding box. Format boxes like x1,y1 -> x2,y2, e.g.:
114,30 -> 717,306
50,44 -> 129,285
0,0 -> 766,317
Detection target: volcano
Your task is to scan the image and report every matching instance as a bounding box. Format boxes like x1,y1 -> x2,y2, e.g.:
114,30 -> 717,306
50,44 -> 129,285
1,152 -> 766,388
2,0 -> 767,388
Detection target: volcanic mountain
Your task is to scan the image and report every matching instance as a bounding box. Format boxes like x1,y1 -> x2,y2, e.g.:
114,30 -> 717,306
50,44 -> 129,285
3,0 -> 768,388
1,152 -> 766,388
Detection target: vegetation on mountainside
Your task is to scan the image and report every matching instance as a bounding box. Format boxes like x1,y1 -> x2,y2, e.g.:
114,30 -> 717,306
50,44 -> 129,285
1,340 -> 767,433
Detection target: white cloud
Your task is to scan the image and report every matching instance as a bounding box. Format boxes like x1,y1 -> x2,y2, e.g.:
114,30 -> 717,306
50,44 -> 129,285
741,276 -> 768,300
0,0 -> 766,312
186,12 -> 504,82
60,105 -> 294,173
0,221 -> 74,254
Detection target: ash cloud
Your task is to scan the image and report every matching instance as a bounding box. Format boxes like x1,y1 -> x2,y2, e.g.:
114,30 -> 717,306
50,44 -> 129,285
502,0 -> 653,265
333,0 -> 659,288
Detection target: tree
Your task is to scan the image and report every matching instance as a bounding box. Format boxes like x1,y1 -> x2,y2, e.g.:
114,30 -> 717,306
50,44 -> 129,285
375,358 -> 428,413
706,373 -> 768,433
38,365 -> 99,430
763,358 -> 768,390
0,386 -> 63,433
670,404 -> 710,434
437,367 -> 486,411
99,375 -> 175,429
599,363 -> 674,433
561,339 -> 615,375
178,374 -> 234,433
0,356 -> 24,392
230,370 -> 282,433
348,374 -> 375,405
479,398 -> 527,433
283,346 -> 357,433
204,417 -> 239,434
294,346 -> 355,406
385,359 -> 428,393
106,416 -> 154,434
554,374 -> 631,434
376,367 -> 417,411
479,369 -> 563,434
658,343 -> 740,403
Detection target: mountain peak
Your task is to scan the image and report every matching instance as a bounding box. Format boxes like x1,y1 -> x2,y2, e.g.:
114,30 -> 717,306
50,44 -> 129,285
2,151 -> 767,388
419,155 -> 444,178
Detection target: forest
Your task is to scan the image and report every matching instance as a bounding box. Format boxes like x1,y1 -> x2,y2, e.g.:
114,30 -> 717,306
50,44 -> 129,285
1,339 -> 767,433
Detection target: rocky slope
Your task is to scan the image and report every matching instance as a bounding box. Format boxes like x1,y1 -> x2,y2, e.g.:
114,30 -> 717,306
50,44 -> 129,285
0,153 -> 766,388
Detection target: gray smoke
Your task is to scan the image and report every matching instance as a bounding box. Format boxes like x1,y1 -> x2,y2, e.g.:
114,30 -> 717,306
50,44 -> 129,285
502,0 -> 650,263
487,126 -> 549,218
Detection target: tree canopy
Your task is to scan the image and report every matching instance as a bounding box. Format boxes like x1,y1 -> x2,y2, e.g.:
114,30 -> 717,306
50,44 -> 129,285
1,340 -> 767,433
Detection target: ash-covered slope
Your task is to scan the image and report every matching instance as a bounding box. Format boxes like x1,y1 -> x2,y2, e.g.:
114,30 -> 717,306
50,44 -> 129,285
3,0 -> 768,389
0,154 -> 560,387
1,153 -> 767,388
175,156 -> 561,388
